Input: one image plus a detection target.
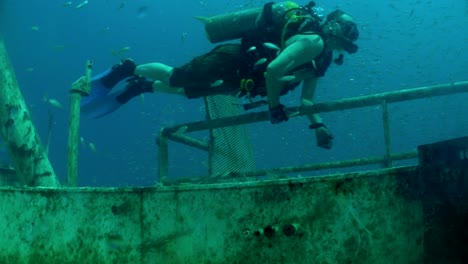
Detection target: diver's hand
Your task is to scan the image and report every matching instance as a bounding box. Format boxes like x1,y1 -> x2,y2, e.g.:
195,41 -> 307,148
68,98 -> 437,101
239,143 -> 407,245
269,104 -> 289,124
310,124 -> 333,149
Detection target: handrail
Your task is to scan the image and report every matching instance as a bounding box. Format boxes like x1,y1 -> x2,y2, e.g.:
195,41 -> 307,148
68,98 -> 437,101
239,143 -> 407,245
158,81 -> 468,183
161,81 -> 468,135
166,152 -> 419,185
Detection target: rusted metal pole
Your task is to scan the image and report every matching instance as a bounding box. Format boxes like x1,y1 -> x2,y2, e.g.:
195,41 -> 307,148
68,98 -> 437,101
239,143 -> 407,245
0,36 -> 59,186
166,133 -> 209,151
66,61 -> 92,186
169,151 -> 418,184
161,81 -> 468,135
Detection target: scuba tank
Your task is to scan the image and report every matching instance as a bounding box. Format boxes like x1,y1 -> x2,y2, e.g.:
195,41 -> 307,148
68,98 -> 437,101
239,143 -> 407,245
195,1 -> 300,43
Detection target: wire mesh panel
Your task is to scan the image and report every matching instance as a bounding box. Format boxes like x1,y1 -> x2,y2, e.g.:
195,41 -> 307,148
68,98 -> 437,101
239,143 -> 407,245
204,95 -> 256,179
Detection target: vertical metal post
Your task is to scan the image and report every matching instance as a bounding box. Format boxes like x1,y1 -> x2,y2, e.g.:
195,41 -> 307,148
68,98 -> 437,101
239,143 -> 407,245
381,100 -> 393,167
66,61 -> 92,186
157,132 -> 169,185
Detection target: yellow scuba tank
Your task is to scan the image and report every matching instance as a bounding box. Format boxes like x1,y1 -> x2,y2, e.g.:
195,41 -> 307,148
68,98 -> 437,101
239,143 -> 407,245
195,1 -> 300,43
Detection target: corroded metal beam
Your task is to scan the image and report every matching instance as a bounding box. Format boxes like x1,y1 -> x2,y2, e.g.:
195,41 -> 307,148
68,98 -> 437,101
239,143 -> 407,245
161,81 -> 468,135
0,36 -> 59,186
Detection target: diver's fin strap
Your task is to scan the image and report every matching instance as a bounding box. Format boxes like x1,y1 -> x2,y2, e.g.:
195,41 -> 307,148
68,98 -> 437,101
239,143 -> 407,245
116,76 -> 153,104
101,59 -> 136,88
262,2 -> 276,33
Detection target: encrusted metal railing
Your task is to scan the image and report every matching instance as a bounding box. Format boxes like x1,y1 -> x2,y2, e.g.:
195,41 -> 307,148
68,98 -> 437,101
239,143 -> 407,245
157,81 -> 468,184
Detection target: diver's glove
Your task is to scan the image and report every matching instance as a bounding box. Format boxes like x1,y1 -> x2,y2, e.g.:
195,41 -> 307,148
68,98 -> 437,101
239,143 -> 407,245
116,75 -> 154,104
309,123 -> 334,149
269,104 -> 289,124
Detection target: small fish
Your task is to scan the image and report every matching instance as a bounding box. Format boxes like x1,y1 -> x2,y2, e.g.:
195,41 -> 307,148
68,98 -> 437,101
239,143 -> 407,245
97,27 -> 111,35
111,46 -> 131,56
279,75 -> 296,82
263,42 -> 280,51
75,0 -> 88,9
43,96 -> 64,109
246,46 -> 257,53
88,142 -> 97,153
80,137 -> 85,145
137,6 -> 149,19
25,67 -> 35,72
254,58 -> 268,67
53,44 -> 66,51
288,111 -> 300,117
210,79 -> 223,87
63,1 -> 72,7
117,2 -> 126,10
48,99 -> 64,109
30,26 -> 39,31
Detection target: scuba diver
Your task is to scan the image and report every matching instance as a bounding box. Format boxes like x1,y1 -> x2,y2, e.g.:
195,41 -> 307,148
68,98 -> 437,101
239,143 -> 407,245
81,1 -> 359,149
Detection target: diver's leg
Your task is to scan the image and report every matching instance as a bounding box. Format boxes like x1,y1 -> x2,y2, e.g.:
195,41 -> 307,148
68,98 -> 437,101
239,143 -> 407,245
134,63 -> 185,95
134,63 -> 174,86
81,60 -> 184,118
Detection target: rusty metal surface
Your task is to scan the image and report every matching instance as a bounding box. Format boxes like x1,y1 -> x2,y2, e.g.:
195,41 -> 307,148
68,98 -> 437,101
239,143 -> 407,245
0,166 -> 422,263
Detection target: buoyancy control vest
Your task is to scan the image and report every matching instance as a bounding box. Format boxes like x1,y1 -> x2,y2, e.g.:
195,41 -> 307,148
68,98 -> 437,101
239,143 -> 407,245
235,35 -> 332,98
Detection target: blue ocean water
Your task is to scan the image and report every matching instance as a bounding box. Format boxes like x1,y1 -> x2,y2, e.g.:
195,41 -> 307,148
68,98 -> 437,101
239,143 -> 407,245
1,1 -> 467,187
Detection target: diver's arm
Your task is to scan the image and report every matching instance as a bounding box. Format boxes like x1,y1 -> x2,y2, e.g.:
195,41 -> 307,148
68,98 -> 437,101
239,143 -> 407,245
301,77 -> 322,125
265,35 -> 324,108
302,76 -> 334,149
265,66 -> 283,108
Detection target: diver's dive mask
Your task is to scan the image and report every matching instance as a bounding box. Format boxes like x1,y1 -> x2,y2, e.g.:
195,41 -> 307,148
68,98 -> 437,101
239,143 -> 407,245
323,10 -> 359,54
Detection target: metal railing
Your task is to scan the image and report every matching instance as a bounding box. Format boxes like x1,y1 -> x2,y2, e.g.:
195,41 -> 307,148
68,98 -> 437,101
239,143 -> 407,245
157,81 -> 468,184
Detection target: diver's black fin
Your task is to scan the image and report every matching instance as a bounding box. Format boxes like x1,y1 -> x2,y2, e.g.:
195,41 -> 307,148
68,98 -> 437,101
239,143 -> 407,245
100,58 -> 136,88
